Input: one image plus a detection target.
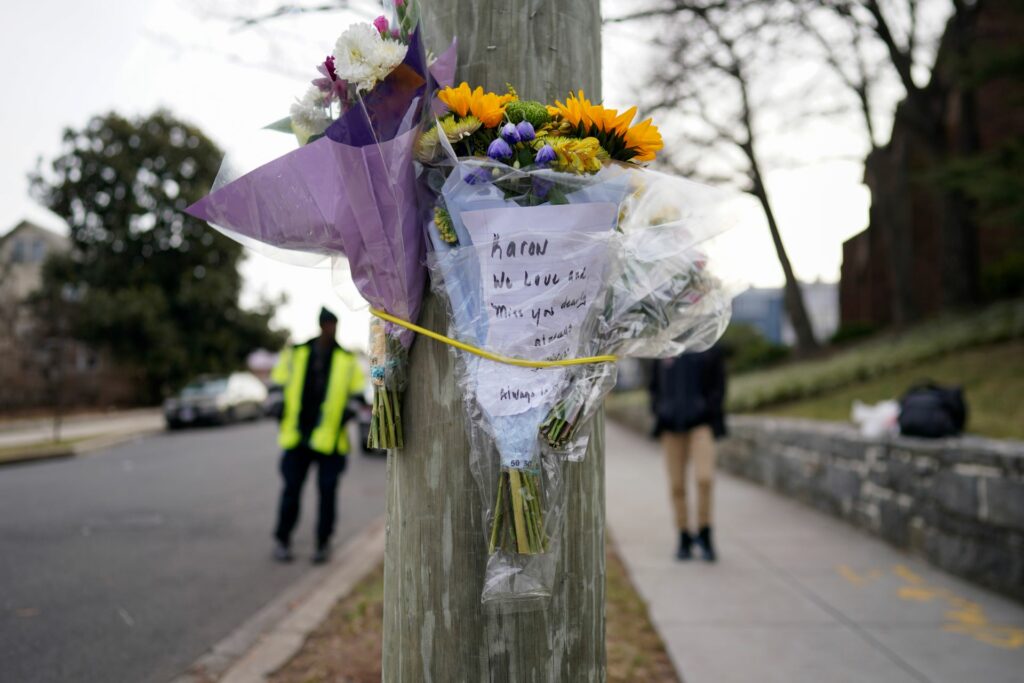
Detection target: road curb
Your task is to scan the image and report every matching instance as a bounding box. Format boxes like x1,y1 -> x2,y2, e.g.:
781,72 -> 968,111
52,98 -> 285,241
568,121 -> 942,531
0,428 -> 165,467
73,428 -> 165,455
172,515 -> 387,683
0,444 -> 74,466
0,407 -> 162,431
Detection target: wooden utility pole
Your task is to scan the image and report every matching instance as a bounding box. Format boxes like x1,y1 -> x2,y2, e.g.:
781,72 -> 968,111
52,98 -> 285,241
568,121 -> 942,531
382,2 -> 606,681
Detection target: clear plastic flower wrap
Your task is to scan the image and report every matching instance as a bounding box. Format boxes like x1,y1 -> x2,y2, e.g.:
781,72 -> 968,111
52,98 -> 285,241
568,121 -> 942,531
428,225 -> 612,610
540,172 -> 743,461
424,155 -> 742,607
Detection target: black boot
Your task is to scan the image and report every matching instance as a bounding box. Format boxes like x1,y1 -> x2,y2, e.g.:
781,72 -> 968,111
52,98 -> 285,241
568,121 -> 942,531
696,526 -> 716,562
312,541 -> 331,565
676,531 -> 693,560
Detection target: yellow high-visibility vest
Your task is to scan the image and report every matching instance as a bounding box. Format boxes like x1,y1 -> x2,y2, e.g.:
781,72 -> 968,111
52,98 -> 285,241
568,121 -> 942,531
272,342 -> 365,455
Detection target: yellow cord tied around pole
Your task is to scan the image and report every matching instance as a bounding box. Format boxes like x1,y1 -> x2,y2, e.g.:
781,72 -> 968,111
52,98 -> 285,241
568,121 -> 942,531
369,308 -> 617,369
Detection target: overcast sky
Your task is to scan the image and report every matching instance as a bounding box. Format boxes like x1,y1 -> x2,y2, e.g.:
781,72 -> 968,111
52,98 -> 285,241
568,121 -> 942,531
0,0 -> 884,348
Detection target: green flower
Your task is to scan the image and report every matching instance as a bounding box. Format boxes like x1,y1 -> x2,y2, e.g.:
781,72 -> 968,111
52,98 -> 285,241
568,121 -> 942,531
505,100 -> 551,129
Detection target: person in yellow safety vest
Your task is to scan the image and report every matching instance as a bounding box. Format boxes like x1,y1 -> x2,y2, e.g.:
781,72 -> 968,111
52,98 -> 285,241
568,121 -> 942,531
271,307 -> 365,564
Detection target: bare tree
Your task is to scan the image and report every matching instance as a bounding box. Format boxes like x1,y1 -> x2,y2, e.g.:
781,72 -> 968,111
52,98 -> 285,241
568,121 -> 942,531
801,0 -> 984,315
809,0 -> 984,317
614,0 -> 987,332
611,0 -> 822,352
796,1 -> 920,322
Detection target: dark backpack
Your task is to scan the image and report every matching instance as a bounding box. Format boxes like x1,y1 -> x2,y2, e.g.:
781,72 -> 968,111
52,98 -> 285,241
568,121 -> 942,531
898,383 -> 967,438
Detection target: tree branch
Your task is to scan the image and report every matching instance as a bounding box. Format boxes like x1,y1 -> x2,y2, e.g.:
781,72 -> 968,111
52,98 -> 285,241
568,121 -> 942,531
231,1 -> 351,29
798,6 -> 880,147
860,0 -> 918,95
605,0 -> 733,24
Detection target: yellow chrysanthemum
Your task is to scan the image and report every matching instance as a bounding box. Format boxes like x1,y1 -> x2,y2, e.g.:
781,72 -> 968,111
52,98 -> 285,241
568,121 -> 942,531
416,115 -> 482,162
538,136 -> 609,174
438,82 -> 516,128
547,91 -> 663,163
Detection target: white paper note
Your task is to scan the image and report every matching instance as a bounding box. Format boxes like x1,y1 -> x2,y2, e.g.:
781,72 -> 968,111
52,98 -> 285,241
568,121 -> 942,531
461,202 -> 617,417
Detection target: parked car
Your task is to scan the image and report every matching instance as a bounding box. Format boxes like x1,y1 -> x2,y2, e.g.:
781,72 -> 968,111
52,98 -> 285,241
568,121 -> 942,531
264,383 -> 284,419
164,372 -> 268,429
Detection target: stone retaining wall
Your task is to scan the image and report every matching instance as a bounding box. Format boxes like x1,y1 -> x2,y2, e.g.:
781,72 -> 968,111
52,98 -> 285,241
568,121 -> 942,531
717,416 -> 1024,602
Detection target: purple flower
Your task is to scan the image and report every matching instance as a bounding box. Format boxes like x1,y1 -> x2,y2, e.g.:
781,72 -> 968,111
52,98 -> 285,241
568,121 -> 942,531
515,120 -> 535,142
535,144 -> 556,165
487,137 -> 514,160
499,122 -> 521,144
533,177 -> 554,199
373,15 -> 390,34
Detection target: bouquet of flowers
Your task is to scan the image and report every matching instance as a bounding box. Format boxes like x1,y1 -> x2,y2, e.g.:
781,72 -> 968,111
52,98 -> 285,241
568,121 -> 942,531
185,4 -> 742,606
186,0 -> 455,450
419,88 -> 739,605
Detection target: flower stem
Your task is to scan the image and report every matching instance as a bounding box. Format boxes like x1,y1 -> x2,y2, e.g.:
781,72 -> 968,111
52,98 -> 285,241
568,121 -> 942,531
369,387 -> 403,449
508,469 -> 530,554
489,476 -> 504,554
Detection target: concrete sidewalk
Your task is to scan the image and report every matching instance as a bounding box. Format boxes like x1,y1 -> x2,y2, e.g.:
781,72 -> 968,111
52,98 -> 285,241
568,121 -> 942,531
605,422 -> 1024,683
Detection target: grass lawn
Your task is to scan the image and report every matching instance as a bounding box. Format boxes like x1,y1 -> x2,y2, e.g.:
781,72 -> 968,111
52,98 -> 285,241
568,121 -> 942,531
270,542 -> 678,682
727,298 -> 1023,412
758,339 -> 1024,441
605,299 -> 1024,442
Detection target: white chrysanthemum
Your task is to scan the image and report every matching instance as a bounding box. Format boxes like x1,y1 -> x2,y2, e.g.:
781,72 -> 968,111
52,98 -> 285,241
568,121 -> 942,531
333,22 -> 407,93
375,39 -> 407,71
290,86 -> 332,139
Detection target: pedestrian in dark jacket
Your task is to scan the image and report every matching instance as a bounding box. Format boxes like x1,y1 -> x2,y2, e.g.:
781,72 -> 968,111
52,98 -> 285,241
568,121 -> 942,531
649,346 -> 727,562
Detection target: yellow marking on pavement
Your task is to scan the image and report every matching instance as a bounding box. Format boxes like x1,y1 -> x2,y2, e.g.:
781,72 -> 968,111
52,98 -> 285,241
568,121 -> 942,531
887,565 -> 1024,650
892,564 -> 924,585
898,585 -> 942,602
836,564 -> 882,586
945,622 -> 1024,649
832,563 -> 1024,650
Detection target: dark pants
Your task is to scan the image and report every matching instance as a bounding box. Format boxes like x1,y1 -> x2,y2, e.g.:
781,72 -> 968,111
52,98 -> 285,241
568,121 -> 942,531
273,446 -> 347,549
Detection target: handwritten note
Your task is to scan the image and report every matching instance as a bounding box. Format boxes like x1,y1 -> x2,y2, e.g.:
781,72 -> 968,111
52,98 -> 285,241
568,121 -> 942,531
461,202 -> 617,417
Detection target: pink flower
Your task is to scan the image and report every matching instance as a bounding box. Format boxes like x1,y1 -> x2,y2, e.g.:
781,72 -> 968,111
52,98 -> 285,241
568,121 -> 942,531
395,0 -> 406,7
312,55 -> 347,103
320,55 -> 338,80
373,15 -> 389,34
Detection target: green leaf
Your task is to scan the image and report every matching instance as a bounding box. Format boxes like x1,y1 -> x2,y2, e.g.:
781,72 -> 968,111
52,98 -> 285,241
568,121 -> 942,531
547,187 -> 569,205
263,117 -> 295,134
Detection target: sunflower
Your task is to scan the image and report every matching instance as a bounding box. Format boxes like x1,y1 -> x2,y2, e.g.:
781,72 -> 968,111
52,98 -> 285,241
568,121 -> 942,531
547,91 -> 663,163
438,82 -> 516,128
622,117 -> 663,163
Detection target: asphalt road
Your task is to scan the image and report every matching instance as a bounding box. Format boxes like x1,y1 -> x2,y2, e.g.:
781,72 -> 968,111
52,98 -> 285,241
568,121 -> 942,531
0,420 -> 387,683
